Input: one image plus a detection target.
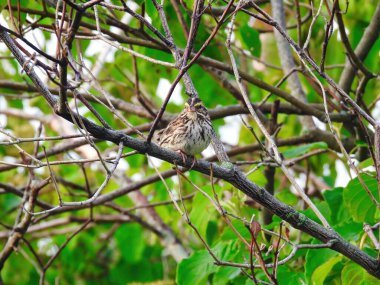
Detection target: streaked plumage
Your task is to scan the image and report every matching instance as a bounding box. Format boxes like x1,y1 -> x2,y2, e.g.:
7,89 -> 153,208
153,97 -> 213,157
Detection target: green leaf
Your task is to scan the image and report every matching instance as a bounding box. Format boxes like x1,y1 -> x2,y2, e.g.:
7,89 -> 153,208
127,154 -> 146,169
219,219 -> 251,242
305,241 -> 338,282
189,187 -> 217,238
341,262 -> 379,285
277,265 -> 305,285
275,188 -> 298,206
177,241 -> 240,285
323,187 -> 347,225
343,173 -> 379,224
246,166 -> 267,186
0,0 -> 7,10
333,222 -> 363,241
145,0 -> 160,23
115,224 -> 145,264
206,220 -> 218,245
213,240 -> 240,260
282,142 -> 328,159
0,193 -> 21,214
177,250 -> 212,285
359,158 -> 374,170
311,256 -> 342,285
323,187 -> 364,239
302,201 -> 330,224
8,98 -> 23,109
3,247 -> 36,284
240,25 -> 261,57
212,266 -> 241,285
354,140 -> 368,147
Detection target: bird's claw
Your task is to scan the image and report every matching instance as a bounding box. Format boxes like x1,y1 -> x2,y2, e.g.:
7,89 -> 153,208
189,156 -> 197,170
176,150 -> 197,170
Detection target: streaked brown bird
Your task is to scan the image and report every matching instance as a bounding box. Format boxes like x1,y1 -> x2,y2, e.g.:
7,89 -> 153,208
153,97 -> 213,165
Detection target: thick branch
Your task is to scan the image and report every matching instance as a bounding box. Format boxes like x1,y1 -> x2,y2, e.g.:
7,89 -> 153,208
270,0 -> 315,129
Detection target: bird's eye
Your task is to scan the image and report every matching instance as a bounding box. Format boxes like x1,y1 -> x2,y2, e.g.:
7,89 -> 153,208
194,103 -> 203,108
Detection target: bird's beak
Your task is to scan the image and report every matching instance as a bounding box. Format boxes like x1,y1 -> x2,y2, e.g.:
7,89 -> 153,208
189,106 -> 196,112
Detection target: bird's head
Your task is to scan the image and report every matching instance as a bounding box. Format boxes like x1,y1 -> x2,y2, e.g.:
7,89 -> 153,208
184,97 -> 208,117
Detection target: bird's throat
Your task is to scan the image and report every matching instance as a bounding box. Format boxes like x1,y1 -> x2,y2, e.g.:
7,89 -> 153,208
187,111 -> 197,121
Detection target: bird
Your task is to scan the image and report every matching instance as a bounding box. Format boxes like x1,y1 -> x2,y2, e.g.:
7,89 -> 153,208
153,97 -> 213,166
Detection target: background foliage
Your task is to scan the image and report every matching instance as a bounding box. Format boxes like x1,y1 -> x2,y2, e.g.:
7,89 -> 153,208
0,0 -> 379,284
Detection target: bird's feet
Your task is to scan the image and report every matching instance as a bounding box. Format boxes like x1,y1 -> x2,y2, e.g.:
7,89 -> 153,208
176,150 -> 187,165
189,155 -> 197,170
176,150 -> 197,170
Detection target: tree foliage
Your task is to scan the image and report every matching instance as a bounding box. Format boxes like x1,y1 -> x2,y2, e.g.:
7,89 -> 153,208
0,0 -> 379,284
